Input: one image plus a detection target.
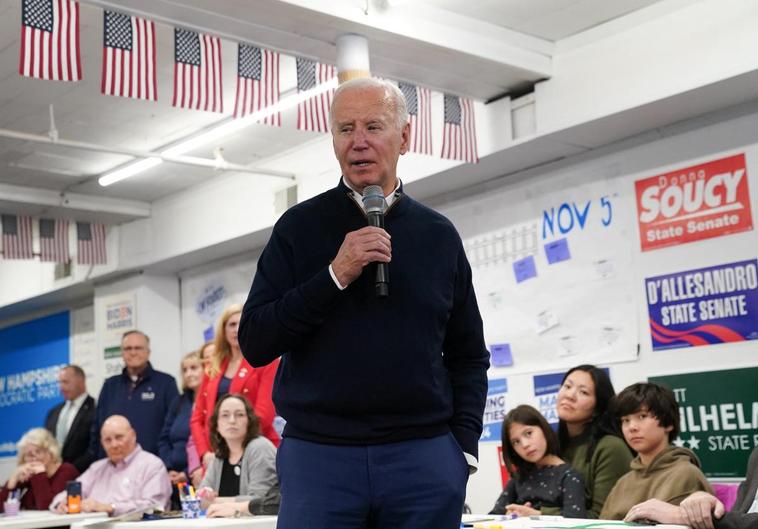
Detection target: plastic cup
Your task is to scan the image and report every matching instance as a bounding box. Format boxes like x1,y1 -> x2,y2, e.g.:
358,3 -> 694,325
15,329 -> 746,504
3,501 -> 20,516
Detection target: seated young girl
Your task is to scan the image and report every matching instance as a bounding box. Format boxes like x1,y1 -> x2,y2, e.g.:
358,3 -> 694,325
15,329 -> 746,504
490,405 -> 586,518
199,393 -> 280,517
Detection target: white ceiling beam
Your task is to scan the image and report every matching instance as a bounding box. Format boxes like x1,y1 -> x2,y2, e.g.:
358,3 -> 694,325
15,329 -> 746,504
79,0 -> 553,100
0,183 -> 151,222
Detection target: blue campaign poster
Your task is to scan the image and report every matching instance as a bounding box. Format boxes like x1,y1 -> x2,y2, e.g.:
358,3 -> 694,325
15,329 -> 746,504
645,259 -> 758,350
480,378 -> 508,443
0,311 -> 70,457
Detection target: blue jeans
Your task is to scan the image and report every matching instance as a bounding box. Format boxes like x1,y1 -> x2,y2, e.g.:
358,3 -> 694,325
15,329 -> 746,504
276,433 -> 469,529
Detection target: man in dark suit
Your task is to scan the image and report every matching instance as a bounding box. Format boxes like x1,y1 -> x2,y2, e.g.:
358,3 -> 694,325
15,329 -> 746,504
44,364 -> 95,473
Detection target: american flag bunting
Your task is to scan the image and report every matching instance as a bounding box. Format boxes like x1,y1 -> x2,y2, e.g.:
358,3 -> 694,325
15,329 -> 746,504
1,215 -> 34,259
398,82 -> 432,156
233,44 -> 280,124
296,58 -> 335,133
77,222 -> 107,265
39,218 -> 70,263
19,0 -> 82,81
173,28 -> 223,113
441,94 -> 479,163
102,10 -> 157,100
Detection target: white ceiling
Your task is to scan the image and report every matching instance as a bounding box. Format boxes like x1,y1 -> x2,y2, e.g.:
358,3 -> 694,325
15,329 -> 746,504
423,0 -> 662,40
0,0 -> 670,222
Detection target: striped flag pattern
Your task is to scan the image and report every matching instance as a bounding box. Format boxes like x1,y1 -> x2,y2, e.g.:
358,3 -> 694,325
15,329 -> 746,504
39,218 -> 70,262
296,58 -> 336,133
19,0 -> 82,81
1,215 -> 34,259
172,28 -> 223,113
233,44 -> 281,125
398,82 -> 432,156
77,222 -> 107,264
441,94 -> 479,163
101,10 -> 156,100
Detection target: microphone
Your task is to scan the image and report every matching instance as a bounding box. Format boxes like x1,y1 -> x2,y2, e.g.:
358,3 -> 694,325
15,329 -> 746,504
362,185 -> 389,298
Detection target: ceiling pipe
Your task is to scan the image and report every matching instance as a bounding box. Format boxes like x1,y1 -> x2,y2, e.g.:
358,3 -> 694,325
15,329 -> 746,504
0,128 -> 295,180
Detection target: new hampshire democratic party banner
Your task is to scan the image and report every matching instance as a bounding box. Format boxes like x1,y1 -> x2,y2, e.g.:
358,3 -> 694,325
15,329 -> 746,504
650,368 -> 758,478
645,259 -> 758,350
0,312 -> 69,457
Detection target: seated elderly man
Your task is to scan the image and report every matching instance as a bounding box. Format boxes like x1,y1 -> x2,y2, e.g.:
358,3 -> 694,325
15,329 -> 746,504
50,415 -> 171,516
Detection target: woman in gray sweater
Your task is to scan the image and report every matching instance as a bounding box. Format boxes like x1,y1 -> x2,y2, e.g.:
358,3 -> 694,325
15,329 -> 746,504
199,393 -> 280,517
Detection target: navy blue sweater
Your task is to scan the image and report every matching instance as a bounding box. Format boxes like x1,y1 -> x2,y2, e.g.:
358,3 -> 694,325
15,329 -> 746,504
158,390 -> 194,474
90,363 -> 179,458
240,180 -> 489,458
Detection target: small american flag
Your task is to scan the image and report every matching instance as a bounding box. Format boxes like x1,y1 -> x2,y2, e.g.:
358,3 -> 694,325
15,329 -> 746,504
19,0 -> 82,81
441,94 -> 479,164
233,44 -> 280,125
296,58 -> 335,133
77,222 -> 107,265
173,28 -> 223,113
1,215 -> 34,259
39,218 -> 70,263
102,11 -> 156,100
399,82 -> 432,156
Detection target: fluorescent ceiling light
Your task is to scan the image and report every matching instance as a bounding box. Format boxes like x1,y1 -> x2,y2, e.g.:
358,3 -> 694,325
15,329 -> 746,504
98,157 -> 161,186
99,77 -> 338,187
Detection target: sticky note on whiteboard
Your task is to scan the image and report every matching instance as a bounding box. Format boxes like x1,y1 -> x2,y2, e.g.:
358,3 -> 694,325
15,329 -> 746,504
490,343 -> 513,367
544,238 -> 571,264
513,255 -> 537,283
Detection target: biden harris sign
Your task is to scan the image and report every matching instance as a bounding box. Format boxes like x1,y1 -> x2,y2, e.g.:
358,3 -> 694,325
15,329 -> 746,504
645,259 -> 758,350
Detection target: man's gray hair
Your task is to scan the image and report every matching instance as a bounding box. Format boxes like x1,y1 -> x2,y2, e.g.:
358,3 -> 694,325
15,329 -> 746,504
329,77 -> 409,132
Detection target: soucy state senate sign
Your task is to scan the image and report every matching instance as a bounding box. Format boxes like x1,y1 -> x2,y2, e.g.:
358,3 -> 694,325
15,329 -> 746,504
635,153 -> 753,251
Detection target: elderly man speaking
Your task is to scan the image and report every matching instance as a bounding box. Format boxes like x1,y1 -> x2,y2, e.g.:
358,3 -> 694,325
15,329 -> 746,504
51,415 -> 171,516
240,77 -> 489,528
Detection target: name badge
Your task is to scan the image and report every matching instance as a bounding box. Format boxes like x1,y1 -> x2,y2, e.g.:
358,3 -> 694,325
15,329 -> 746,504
141,391 -> 155,401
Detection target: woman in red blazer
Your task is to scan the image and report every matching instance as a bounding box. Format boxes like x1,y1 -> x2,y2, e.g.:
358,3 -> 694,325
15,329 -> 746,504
190,304 -> 279,468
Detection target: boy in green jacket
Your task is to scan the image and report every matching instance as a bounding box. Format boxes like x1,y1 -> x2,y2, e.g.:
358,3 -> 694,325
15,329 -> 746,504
600,382 -> 712,520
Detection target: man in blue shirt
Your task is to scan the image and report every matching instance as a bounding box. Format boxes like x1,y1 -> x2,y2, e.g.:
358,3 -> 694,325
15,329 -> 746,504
90,330 -> 178,458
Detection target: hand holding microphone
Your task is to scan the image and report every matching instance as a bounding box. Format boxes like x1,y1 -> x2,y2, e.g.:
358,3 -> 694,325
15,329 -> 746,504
331,185 -> 391,295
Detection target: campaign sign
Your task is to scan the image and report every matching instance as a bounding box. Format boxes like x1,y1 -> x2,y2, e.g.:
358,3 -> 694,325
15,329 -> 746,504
0,312 -> 69,457
635,153 -> 753,251
645,259 -> 758,350
480,378 -> 508,443
650,368 -> 758,478
533,372 -> 564,427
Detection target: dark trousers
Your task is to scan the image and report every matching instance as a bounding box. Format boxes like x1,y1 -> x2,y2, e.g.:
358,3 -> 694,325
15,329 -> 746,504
276,433 -> 469,529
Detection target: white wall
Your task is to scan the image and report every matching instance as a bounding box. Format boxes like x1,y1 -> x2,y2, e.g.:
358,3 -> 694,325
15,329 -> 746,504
179,252 -> 258,352
448,107 -> 758,513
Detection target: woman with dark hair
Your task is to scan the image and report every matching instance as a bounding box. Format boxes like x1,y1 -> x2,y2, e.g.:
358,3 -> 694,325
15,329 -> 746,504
556,364 -> 632,518
490,405 -> 585,518
198,393 -> 279,518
